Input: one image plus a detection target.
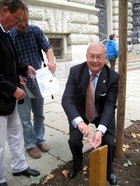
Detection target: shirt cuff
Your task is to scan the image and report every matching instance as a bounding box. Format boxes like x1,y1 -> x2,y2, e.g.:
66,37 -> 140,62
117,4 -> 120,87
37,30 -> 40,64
71,117 -> 83,128
96,124 -> 107,134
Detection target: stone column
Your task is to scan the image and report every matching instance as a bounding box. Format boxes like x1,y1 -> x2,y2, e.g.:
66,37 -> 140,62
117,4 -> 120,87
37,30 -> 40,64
106,0 -> 113,35
112,0 -> 133,40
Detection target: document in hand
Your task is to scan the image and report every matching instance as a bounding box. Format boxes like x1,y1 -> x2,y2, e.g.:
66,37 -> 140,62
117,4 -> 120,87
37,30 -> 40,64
35,67 -> 60,98
23,67 -> 60,98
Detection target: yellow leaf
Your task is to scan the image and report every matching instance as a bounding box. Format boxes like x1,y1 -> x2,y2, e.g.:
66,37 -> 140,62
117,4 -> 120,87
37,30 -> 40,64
42,173 -> 54,184
130,132 -> 137,138
83,166 -> 88,171
47,173 -> 54,180
83,171 -> 87,175
62,170 -> 69,177
123,144 -> 129,152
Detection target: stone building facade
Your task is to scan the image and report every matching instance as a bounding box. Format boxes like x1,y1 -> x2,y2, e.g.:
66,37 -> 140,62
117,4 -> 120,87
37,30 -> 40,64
131,0 -> 140,44
23,0 -> 133,78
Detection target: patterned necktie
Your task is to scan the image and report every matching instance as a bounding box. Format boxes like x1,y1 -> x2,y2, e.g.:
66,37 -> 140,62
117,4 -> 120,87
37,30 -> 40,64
85,74 -> 96,122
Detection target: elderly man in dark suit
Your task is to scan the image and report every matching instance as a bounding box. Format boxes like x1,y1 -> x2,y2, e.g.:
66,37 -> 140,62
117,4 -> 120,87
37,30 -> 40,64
62,42 -> 119,185
0,0 -> 40,185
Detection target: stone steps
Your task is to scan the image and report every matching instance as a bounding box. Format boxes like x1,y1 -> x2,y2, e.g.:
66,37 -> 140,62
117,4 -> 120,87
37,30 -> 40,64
115,53 -> 140,71
127,53 -> 140,63
116,53 -> 140,64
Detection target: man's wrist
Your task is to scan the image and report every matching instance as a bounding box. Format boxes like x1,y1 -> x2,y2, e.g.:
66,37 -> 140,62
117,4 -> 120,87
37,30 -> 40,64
96,124 -> 107,135
96,129 -> 103,136
48,61 -> 56,64
71,117 -> 83,128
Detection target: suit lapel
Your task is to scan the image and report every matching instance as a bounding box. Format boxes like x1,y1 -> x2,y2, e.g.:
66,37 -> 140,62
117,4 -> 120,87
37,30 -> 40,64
0,28 -> 15,58
0,28 -> 9,47
95,66 -> 108,99
80,64 -> 89,98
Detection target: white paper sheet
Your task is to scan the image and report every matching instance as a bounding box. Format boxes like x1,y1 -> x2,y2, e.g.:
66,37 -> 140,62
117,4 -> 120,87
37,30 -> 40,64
35,67 -> 60,98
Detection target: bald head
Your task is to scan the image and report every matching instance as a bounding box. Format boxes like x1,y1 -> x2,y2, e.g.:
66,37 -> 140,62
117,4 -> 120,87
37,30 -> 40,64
87,42 -> 107,56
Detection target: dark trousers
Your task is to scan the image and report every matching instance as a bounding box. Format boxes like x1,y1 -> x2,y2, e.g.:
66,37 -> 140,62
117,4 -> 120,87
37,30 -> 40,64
108,58 -> 117,71
68,123 -> 116,177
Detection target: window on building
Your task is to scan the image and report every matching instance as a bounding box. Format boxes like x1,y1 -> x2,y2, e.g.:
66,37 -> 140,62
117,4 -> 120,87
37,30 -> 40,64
49,38 -> 63,59
48,36 -> 72,61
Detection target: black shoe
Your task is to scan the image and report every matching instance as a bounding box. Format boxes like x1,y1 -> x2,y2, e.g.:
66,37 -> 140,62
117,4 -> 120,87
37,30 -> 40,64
0,183 -> 8,186
68,170 -> 77,179
68,166 -> 82,179
13,167 -> 40,177
108,172 -> 117,185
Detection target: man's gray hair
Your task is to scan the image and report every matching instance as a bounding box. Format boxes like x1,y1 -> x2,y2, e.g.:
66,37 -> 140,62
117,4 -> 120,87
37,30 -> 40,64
87,42 -> 107,55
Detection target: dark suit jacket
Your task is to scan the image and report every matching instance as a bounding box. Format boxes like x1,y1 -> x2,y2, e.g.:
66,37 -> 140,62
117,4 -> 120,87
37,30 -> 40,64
62,62 -> 120,137
0,28 -> 28,115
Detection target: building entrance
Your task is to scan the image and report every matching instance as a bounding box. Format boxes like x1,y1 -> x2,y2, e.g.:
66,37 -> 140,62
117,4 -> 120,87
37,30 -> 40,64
95,0 -> 107,42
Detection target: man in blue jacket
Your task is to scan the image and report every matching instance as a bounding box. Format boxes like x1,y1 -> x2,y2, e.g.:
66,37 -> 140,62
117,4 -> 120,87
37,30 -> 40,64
106,34 -> 118,70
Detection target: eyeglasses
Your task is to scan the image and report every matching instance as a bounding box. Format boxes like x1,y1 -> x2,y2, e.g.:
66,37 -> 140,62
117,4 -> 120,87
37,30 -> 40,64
89,55 -> 105,61
14,16 -> 22,23
20,19 -> 28,23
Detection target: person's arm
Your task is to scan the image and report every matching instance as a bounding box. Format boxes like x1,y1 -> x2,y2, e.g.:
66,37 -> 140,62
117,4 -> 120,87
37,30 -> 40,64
62,68 -> 82,121
71,117 -> 90,137
18,63 -> 36,77
0,72 -> 26,101
14,65 -> 36,100
90,72 -> 120,148
62,66 -> 91,137
13,86 -> 26,100
27,65 -> 36,77
114,42 -> 119,57
32,25 -> 56,73
45,48 -> 56,73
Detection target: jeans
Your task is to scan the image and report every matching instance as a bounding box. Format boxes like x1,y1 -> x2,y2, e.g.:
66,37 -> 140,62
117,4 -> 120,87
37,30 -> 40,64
18,96 -> 45,149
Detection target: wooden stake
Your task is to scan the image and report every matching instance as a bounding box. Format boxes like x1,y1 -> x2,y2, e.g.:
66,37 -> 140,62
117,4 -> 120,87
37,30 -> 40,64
89,145 -> 108,186
116,0 -> 128,158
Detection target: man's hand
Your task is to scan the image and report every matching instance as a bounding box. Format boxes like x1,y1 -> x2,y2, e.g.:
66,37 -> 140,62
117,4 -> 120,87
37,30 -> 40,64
89,130 -> 103,148
78,121 -> 90,137
19,76 -> 27,86
27,65 -> 36,78
47,62 -> 56,73
13,87 -> 26,100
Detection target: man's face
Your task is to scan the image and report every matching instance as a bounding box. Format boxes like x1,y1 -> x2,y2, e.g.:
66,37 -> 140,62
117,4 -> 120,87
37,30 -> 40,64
113,35 -> 116,41
86,44 -> 107,74
16,11 -> 28,32
1,6 -> 24,31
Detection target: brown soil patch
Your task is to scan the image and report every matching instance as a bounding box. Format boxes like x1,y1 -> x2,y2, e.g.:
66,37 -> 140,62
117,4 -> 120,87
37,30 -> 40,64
31,120 -> 140,186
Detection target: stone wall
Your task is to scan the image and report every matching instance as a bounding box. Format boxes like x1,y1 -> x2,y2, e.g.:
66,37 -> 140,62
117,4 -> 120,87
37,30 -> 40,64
112,0 -> 133,40
68,0 -> 95,5
24,0 -> 99,78
23,0 -> 133,78
25,0 -> 99,45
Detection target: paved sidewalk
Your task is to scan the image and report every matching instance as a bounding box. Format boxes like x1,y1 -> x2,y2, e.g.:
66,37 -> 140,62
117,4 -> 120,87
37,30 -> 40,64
5,69 -> 140,186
